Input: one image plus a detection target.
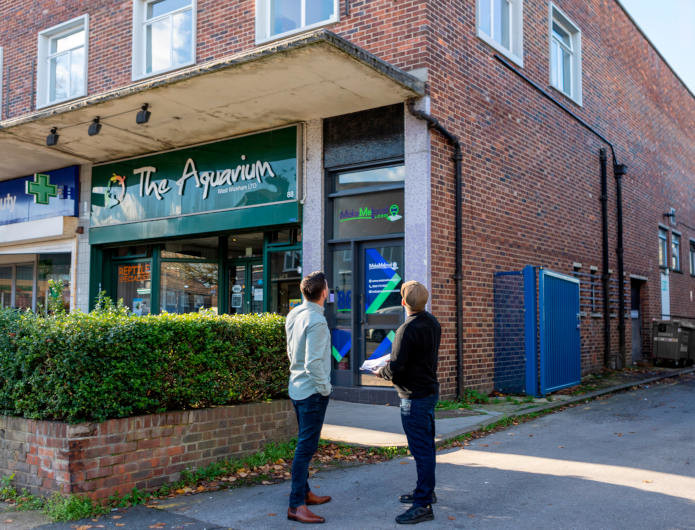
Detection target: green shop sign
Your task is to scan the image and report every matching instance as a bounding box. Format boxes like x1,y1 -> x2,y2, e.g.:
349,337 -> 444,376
90,127 -> 298,243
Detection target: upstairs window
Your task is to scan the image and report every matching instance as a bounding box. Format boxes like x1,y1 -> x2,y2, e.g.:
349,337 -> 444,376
477,0 -> 524,66
133,0 -> 195,79
671,232 -> 681,272
690,240 -> 695,276
658,228 -> 668,268
37,16 -> 88,108
256,0 -> 339,43
549,4 -> 582,104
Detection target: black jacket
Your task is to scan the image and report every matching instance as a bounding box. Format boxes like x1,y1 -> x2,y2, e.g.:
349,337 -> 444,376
380,311 -> 441,398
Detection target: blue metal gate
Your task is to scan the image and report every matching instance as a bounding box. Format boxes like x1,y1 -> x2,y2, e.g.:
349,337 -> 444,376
539,269 -> 581,394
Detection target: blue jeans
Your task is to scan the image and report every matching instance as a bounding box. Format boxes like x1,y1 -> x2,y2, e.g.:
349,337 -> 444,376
290,393 -> 329,508
401,394 -> 437,507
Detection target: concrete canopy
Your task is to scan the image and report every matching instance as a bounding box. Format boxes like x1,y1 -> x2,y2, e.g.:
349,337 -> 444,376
0,30 -> 425,179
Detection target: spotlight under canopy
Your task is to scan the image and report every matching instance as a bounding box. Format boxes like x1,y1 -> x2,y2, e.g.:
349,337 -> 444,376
88,117 -> 102,136
46,127 -> 59,146
136,103 -> 151,124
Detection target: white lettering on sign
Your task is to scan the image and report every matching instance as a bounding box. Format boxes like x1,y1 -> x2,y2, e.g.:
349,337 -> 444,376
134,166 -> 170,201
0,193 -> 17,212
177,157 -> 276,199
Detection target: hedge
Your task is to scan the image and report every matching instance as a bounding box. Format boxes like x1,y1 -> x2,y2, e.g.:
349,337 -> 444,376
0,307 -> 289,423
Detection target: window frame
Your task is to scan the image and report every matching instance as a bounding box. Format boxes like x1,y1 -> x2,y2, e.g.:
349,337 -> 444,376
658,227 -> 668,269
255,0 -> 340,45
690,239 -> 695,276
36,15 -> 89,109
671,231 -> 681,272
548,3 -> 582,105
476,0 -> 524,67
132,0 -> 197,81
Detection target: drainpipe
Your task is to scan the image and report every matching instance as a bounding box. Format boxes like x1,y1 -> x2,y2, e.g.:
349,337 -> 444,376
493,54 -> 628,371
600,149 -> 612,368
407,99 -> 465,399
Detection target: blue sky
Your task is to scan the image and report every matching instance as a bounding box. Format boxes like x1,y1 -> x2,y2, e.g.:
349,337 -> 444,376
619,0 -> 695,94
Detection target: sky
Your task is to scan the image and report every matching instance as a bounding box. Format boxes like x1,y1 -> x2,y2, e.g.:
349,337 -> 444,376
619,0 -> 695,94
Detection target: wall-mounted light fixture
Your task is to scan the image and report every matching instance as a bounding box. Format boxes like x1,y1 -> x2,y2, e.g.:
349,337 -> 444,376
136,103 -> 150,124
88,117 -> 102,136
663,207 -> 676,226
46,127 -> 59,146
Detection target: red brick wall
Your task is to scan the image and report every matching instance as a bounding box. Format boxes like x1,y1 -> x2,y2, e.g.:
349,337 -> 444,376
0,401 -> 295,500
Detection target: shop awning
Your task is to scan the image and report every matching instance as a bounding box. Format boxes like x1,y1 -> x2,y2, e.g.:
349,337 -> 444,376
0,30 -> 425,179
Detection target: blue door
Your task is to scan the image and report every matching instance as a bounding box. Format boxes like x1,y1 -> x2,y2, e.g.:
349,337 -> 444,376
539,270 -> 581,394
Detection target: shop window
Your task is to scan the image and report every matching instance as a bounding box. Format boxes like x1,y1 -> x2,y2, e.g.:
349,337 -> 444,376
549,4 -> 582,104
0,266 -> 11,308
133,0 -> 195,79
256,0 -> 339,43
116,262 -> 152,315
335,166 -> 405,193
37,254 -> 71,312
160,262 -> 218,313
162,237 -> 218,260
332,188 -> 404,240
658,228 -> 668,268
37,15 -> 88,108
114,245 -> 151,258
690,240 -> 695,276
15,264 -> 34,310
228,232 -> 264,260
477,0 -> 524,66
268,250 -> 302,316
671,232 -> 681,272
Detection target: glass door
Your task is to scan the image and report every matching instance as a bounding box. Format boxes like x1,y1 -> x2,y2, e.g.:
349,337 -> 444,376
228,260 -> 263,314
359,242 -> 405,386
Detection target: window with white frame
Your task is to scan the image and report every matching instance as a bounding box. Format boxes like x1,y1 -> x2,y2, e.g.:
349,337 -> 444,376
690,240 -> 695,276
477,0 -> 524,65
671,232 -> 681,272
132,0 -> 195,79
37,16 -> 88,108
658,228 -> 668,268
256,0 -> 339,43
549,4 -> 582,104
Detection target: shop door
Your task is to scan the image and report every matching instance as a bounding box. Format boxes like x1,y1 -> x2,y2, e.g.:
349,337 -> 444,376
229,260 -> 263,314
358,242 -> 405,386
114,261 -> 152,315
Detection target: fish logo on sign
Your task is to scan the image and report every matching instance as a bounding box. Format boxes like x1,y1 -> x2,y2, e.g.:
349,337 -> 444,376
106,174 -> 127,208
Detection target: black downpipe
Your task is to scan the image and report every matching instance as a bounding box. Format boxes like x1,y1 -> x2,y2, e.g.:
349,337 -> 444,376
493,54 -> 628,369
407,99 -> 465,399
600,149 -> 612,368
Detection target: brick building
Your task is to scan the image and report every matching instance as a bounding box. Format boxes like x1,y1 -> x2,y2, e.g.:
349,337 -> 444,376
0,0 -> 693,401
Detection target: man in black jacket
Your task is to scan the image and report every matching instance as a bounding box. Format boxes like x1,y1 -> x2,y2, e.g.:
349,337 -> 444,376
378,281 -> 441,525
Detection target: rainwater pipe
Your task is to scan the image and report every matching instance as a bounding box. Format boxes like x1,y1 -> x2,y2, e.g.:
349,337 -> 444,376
407,99 -> 465,398
494,54 -> 627,369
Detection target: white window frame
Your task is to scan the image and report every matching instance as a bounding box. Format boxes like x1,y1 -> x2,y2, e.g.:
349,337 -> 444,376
132,0 -> 197,81
476,0 -> 524,67
36,15 -> 89,109
671,231 -> 681,272
255,0 -> 340,44
549,3 -> 582,105
689,239 -> 695,276
658,227 -> 668,268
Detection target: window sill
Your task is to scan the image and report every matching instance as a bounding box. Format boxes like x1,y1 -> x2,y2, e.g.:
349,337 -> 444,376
132,60 -> 196,83
548,83 -> 582,107
671,269 -> 683,274
476,32 -> 524,68
37,92 -> 87,110
256,17 -> 340,46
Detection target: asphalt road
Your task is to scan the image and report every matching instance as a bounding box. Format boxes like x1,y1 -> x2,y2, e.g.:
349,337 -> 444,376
41,375 -> 695,530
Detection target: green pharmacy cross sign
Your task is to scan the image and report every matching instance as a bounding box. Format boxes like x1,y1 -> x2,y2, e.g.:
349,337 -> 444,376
26,173 -> 58,205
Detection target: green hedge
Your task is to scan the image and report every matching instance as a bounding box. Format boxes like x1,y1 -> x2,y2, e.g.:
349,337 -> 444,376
0,308 -> 288,423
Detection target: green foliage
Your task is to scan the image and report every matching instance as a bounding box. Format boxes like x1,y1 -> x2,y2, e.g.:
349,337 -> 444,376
0,306 -> 288,423
43,492 -> 107,522
436,388 -> 491,410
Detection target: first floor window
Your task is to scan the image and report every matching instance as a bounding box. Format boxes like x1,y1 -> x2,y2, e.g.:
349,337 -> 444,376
256,0 -> 339,43
671,233 -> 681,271
37,16 -> 88,108
133,0 -> 195,79
658,228 -> 668,268
690,240 -> 695,275
549,4 -> 582,103
477,0 -> 524,65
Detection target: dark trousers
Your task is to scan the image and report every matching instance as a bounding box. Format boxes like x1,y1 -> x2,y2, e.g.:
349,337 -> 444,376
289,393 -> 329,508
400,394 -> 437,507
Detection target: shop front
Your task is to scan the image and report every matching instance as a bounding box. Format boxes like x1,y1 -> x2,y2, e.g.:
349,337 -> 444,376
0,166 -> 79,311
89,126 -> 303,316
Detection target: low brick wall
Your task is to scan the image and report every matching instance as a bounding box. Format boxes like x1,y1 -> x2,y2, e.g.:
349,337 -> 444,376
0,400 -> 296,500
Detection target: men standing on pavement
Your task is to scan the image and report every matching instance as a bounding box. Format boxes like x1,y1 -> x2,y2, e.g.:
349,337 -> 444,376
285,271 -> 333,524
378,281 -> 441,525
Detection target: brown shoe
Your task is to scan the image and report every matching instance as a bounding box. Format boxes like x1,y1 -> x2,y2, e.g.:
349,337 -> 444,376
305,490 -> 332,505
287,505 -> 325,524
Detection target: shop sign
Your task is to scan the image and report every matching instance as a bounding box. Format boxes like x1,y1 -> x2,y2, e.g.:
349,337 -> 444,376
118,263 -> 151,283
91,127 -> 298,227
333,190 -> 404,240
0,166 -> 79,226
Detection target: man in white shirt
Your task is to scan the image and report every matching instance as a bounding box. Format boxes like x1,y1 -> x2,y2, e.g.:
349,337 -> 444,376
285,271 -> 333,524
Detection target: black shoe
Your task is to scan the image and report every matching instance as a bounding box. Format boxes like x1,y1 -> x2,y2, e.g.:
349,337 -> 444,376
395,504 -> 434,525
399,491 -> 437,504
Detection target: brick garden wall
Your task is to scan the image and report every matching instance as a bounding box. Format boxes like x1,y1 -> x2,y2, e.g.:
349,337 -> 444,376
0,401 -> 296,500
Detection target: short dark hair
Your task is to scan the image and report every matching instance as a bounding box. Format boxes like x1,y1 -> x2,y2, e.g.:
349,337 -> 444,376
301,271 -> 327,302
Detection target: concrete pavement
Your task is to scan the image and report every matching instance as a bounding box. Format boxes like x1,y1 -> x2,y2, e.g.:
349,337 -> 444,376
39,373 -> 695,529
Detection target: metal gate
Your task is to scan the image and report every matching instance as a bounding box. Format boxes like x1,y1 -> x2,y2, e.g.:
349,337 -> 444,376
539,269 -> 581,394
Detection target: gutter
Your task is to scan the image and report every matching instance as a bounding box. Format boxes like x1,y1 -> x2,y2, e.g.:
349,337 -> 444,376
407,99 -> 465,398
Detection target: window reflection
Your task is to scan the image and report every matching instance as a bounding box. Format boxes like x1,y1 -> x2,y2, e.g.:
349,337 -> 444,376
161,262 -> 218,313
